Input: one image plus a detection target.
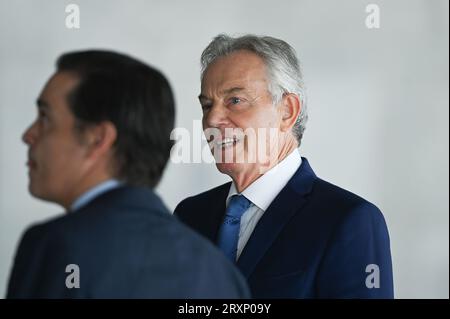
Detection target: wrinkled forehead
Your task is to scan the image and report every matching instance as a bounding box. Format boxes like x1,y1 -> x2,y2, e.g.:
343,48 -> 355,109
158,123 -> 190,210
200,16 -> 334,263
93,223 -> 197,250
200,50 -> 270,96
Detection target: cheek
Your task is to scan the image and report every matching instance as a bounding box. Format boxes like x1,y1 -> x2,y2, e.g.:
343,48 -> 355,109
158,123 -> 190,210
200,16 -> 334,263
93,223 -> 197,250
235,112 -> 279,138
263,107 -> 282,127
37,136 -> 83,175
239,111 -> 281,153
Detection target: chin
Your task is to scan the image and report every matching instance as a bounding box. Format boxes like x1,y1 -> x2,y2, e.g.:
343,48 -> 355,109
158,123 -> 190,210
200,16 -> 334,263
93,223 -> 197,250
216,162 -> 241,176
28,180 -> 37,196
29,184 -> 43,199
28,181 -> 50,201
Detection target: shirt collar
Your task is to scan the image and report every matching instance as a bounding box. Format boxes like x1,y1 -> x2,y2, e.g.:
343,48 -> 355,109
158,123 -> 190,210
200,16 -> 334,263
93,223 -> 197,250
227,149 -> 302,211
70,179 -> 123,212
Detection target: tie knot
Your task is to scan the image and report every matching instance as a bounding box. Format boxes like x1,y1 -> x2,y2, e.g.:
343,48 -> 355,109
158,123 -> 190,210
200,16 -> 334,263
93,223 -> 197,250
226,195 -> 251,218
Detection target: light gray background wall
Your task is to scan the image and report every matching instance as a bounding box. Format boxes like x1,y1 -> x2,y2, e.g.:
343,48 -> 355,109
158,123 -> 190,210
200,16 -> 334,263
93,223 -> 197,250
0,0 -> 448,298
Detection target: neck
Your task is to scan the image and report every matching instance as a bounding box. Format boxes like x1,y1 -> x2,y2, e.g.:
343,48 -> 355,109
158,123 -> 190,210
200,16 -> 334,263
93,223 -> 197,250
60,171 -> 113,211
232,136 -> 298,193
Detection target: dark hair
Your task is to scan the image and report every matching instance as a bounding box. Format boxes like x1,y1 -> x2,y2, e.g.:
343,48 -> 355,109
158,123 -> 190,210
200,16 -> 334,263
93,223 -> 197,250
57,50 -> 175,188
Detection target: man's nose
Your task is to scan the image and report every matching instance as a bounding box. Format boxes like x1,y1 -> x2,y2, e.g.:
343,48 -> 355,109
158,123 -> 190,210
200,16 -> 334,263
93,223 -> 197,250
203,104 -> 229,128
22,122 -> 37,146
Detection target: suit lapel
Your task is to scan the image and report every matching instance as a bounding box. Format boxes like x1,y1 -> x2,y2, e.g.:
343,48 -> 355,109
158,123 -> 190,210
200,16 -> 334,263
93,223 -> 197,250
236,158 -> 317,278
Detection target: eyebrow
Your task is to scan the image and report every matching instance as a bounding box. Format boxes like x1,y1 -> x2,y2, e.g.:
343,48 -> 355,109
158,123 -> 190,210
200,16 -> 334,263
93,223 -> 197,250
198,87 -> 246,101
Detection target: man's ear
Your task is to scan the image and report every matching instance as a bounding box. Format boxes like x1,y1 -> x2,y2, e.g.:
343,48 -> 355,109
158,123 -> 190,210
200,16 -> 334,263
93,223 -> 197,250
83,121 -> 117,159
280,93 -> 301,132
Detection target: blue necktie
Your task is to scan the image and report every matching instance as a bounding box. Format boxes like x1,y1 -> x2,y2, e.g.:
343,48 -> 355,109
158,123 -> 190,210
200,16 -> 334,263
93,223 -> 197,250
217,195 -> 252,262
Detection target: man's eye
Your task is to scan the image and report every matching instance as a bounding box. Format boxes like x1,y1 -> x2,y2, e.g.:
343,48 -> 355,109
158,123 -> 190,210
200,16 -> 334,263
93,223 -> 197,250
229,97 -> 241,105
201,103 -> 212,111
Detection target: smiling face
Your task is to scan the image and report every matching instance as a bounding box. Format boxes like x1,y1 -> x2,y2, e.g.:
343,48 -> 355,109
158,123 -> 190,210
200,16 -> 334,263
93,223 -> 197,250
199,50 -> 287,182
22,71 -> 92,207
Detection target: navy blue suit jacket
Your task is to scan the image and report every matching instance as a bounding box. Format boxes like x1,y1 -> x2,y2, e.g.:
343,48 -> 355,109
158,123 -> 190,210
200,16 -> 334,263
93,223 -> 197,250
7,186 -> 250,298
175,158 -> 394,298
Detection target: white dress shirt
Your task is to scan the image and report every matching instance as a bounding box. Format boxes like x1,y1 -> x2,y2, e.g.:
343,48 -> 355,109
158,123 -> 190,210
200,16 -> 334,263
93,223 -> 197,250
226,149 -> 302,260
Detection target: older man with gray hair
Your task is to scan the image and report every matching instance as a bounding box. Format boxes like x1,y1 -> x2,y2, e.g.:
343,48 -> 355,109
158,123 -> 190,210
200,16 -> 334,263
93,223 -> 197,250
175,34 -> 393,298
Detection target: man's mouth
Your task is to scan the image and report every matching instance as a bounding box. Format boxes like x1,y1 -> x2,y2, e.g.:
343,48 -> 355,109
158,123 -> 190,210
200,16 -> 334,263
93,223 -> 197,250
209,137 -> 240,149
27,153 -> 37,169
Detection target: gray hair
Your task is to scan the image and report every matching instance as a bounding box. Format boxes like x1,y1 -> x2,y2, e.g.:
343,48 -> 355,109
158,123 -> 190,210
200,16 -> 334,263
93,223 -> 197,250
200,34 -> 308,144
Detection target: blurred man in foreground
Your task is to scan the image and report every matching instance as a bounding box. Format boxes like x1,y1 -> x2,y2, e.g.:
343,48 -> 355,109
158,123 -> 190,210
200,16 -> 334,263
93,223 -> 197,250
7,50 -> 249,298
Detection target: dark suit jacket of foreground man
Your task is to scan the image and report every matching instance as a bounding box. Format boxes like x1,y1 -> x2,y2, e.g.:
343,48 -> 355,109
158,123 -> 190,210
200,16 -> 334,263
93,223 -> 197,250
7,186 -> 250,298
175,158 -> 394,298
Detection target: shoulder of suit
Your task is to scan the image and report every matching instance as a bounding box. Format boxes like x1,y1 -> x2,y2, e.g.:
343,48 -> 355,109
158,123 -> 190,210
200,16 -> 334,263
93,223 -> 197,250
314,177 -> 369,204
16,213 -> 69,252
312,177 -> 385,222
20,186 -> 173,240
